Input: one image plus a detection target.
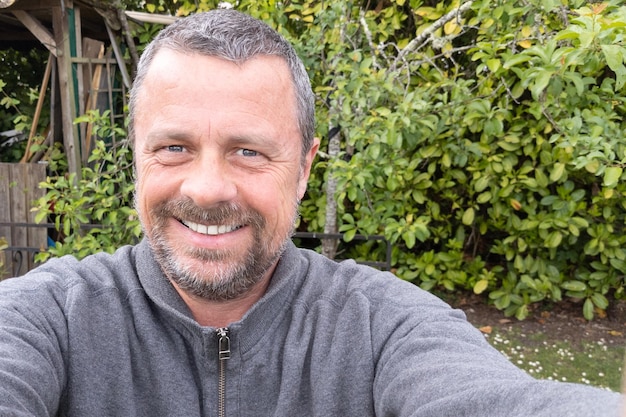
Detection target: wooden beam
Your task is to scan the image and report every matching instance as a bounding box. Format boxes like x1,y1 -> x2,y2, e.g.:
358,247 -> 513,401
11,10 -> 56,56
53,3 -> 81,180
105,22 -> 130,89
20,53 -> 52,163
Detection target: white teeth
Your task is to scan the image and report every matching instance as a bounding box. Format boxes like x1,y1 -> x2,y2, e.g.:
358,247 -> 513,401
182,220 -> 239,235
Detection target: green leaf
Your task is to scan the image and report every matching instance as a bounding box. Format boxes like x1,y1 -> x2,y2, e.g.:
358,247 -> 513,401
603,166 -> 622,188
515,304 -> 529,321
473,279 -> 489,295
487,58 -> 501,73
561,280 -> 587,292
477,191 -> 492,204
403,231 -> 416,249
462,207 -> 475,225
521,275 -> 536,289
601,44 -> 625,75
493,293 -> 511,309
591,293 -> 609,310
583,298 -> 594,321
343,228 -> 356,242
414,223 -> 431,242
503,54 -> 532,69
545,231 -> 562,248
34,209 -> 48,224
535,169 -> 548,188
531,69 -> 553,99
549,163 -> 566,182
475,176 -> 491,192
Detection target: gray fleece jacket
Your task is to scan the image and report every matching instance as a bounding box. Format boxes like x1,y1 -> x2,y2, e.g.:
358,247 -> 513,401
0,239 -> 622,416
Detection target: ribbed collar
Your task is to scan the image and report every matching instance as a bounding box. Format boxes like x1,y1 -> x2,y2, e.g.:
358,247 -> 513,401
134,238 -> 306,355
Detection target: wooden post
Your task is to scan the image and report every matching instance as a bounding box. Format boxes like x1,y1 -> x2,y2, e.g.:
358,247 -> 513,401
81,38 -> 105,163
52,1 -> 82,181
8,164 -> 28,276
26,164 -> 47,272
0,164 -> 10,279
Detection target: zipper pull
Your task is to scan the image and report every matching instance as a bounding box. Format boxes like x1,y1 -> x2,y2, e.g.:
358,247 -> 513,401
217,327 -> 231,360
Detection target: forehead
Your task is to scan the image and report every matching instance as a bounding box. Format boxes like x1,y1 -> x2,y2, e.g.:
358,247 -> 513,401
134,49 -> 301,146
143,49 -> 294,96
135,49 -> 298,119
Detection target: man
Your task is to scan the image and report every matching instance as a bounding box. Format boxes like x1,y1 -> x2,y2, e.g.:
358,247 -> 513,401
0,9 -> 622,417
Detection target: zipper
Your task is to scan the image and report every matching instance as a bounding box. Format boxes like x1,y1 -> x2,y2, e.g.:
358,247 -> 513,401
217,327 -> 230,417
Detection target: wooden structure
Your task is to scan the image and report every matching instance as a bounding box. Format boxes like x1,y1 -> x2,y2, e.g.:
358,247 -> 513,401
0,1 -> 178,277
0,0 -> 179,276
0,0 -> 134,277
0,0 -> 145,175
0,162 -> 46,279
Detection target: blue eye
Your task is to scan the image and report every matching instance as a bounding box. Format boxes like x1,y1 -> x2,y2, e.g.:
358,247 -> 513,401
240,149 -> 258,157
167,145 -> 184,152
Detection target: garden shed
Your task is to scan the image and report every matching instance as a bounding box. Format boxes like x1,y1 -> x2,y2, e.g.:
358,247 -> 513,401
0,0 -> 174,277
1,0 -> 138,174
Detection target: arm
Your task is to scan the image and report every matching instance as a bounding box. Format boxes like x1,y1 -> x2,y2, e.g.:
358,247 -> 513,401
371,287 -> 622,417
0,276 -> 67,416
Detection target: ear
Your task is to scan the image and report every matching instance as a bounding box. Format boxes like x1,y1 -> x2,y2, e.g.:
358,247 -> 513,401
297,137 -> 320,200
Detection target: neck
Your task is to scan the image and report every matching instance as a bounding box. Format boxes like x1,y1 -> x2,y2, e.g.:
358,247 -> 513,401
173,270 -> 274,328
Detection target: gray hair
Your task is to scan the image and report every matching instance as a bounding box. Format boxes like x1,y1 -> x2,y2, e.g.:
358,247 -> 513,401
127,9 -> 316,160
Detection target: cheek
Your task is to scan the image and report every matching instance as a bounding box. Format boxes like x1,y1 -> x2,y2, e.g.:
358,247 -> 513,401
242,172 -> 297,216
133,176 -> 152,227
134,161 -> 170,217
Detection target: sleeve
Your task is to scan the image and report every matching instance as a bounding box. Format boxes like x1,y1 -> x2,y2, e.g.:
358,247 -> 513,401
370,285 -> 623,417
0,276 -> 67,416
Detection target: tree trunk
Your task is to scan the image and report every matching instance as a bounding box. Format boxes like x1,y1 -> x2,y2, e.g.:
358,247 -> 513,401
321,125 -> 341,259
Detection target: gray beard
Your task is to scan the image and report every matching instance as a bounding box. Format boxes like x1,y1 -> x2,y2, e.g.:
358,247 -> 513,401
141,199 -> 296,301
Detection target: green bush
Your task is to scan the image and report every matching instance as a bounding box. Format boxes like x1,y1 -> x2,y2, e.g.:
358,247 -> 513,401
33,111 -> 141,262
279,0 -> 626,320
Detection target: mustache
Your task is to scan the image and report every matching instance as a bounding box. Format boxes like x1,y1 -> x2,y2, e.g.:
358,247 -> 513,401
152,198 -> 264,228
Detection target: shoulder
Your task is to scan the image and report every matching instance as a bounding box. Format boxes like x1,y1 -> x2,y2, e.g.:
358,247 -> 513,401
295,247 -> 460,320
0,244 -> 141,299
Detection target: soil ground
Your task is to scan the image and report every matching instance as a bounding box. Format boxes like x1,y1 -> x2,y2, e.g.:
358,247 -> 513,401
447,295 -> 626,348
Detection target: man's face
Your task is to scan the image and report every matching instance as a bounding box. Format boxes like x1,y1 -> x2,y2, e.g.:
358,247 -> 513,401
133,49 -> 318,300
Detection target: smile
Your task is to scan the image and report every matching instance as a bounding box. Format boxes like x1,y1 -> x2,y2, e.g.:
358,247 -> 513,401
181,220 -> 243,235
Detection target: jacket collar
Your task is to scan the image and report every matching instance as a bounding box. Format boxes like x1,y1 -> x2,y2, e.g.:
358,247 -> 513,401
134,238 -> 306,353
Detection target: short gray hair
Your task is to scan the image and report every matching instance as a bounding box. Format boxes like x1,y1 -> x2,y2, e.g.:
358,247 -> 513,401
128,9 -> 316,160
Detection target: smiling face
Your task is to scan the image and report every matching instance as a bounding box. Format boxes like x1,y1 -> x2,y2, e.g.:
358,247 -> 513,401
133,49 -> 318,301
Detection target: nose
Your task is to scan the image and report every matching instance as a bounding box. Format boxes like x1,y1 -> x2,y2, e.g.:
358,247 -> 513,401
179,153 -> 237,208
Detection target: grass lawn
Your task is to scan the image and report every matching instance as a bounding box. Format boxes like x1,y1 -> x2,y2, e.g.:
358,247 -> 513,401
484,326 -> 624,391
452,295 -> 626,392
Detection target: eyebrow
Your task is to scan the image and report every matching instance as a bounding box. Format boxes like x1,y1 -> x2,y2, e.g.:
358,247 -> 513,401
146,129 -> 195,142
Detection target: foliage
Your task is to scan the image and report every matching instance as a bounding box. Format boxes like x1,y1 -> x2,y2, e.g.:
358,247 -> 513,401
227,0 -> 626,320
0,48 -> 49,162
33,111 -> 141,262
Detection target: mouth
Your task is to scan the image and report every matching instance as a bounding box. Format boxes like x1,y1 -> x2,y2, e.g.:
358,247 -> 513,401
180,219 -> 243,236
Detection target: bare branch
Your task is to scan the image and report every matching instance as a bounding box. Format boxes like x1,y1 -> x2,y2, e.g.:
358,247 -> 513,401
359,9 -> 380,70
396,1 -> 474,65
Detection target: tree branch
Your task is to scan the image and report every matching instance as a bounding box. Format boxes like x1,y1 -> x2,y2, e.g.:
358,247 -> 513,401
359,9 -> 380,70
396,1 -> 473,65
